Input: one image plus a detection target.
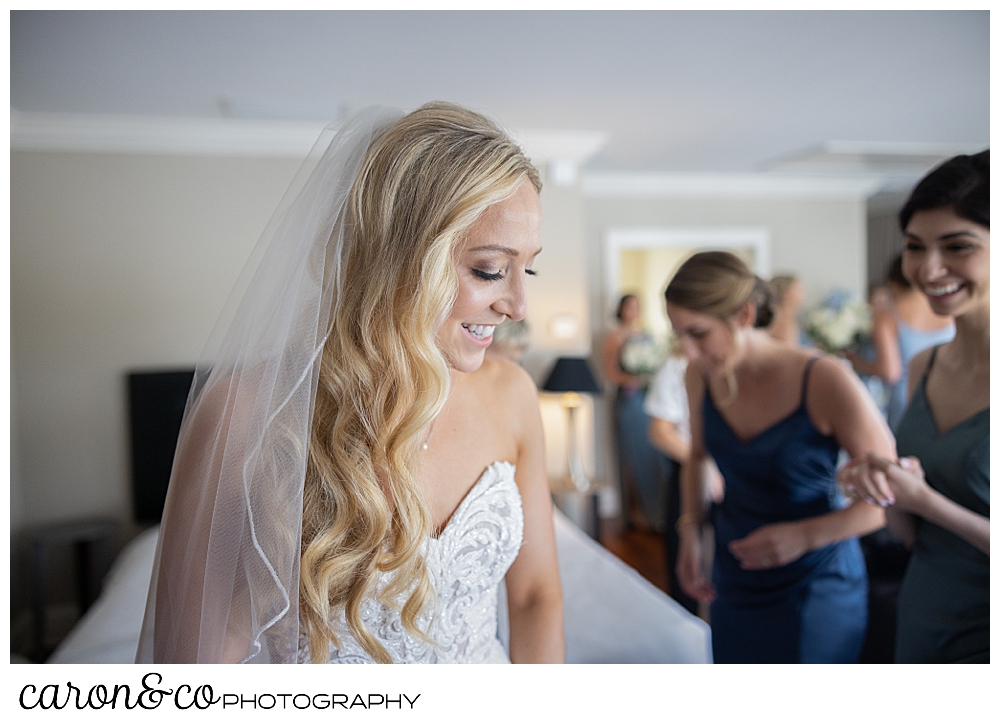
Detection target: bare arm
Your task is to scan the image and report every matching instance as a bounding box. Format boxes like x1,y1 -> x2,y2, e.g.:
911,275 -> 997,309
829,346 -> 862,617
504,368 -> 564,663
895,456 -> 989,554
843,308 -> 901,383
889,350 -> 935,544
601,329 -> 641,388
648,417 -> 690,464
730,357 -> 891,570
839,350 -> 936,546
674,365 -> 716,602
851,454 -> 989,555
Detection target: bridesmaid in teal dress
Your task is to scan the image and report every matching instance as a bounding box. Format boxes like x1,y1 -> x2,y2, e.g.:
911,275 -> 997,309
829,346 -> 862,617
840,151 -> 989,663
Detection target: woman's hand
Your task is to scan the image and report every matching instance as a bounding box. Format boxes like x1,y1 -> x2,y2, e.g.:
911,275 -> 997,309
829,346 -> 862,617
728,520 -> 811,570
839,452 -> 931,513
838,455 -> 895,507
676,526 -> 716,602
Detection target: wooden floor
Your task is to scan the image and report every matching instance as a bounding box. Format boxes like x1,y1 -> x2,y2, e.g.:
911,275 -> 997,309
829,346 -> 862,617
598,516 -> 669,594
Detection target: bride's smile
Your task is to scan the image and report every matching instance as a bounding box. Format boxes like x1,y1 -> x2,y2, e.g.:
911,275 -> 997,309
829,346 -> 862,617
437,178 -> 543,373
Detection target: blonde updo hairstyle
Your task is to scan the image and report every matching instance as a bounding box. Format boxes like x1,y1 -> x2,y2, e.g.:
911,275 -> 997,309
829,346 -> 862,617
664,251 -> 769,321
664,251 -> 772,400
300,102 -> 541,663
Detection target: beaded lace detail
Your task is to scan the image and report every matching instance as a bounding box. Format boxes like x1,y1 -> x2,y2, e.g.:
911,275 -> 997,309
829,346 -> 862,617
298,461 -> 523,663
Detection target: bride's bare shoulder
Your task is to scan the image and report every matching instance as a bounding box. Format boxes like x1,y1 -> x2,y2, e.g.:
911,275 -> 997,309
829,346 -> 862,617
470,357 -> 538,408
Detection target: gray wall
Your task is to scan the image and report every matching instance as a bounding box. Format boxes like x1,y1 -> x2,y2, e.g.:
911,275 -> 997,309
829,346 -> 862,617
11,151 -> 301,535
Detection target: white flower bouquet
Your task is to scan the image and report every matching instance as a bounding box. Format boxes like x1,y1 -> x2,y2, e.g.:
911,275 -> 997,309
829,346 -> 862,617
803,289 -> 872,354
620,335 -> 667,380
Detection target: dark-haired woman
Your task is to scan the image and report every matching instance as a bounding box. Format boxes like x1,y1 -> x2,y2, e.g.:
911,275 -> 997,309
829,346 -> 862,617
603,294 -> 671,530
668,252 -> 894,663
841,151 -> 989,663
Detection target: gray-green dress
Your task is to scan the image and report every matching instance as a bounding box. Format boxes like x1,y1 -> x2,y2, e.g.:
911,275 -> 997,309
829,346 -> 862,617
895,350 -> 989,663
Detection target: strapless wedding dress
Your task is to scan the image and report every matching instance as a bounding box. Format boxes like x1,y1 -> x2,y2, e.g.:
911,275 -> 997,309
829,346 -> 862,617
298,461 -> 523,663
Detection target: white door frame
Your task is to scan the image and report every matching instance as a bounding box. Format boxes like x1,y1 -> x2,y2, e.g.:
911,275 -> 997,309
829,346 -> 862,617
602,226 -> 772,320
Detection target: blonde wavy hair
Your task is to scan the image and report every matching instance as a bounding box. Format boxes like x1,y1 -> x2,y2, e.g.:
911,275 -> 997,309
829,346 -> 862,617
299,102 -> 541,663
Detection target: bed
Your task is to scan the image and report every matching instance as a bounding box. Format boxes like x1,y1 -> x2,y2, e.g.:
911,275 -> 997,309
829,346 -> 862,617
49,509 -> 711,664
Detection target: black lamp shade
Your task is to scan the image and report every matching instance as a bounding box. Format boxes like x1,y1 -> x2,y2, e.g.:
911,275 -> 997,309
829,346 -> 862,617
542,357 -> 601,394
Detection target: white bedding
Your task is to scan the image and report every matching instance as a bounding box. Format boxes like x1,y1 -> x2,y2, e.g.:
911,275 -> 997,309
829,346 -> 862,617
49,510 -> 711,664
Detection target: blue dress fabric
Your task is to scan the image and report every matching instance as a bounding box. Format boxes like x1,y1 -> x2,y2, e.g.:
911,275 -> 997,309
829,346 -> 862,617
703,358 -> 868,663
615,332 -> 673,530
886,320 -> 955,431
894,348 -> 989,663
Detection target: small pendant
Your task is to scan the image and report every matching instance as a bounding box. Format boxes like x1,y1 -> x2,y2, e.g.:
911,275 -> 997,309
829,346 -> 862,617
422,442 -> 429,451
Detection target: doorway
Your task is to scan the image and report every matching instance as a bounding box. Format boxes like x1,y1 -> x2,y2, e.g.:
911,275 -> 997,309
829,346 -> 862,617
603,226 -> 772,341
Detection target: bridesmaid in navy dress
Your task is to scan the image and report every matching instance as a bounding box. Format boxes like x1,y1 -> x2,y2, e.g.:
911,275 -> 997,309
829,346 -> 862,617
666,252 -> 895,663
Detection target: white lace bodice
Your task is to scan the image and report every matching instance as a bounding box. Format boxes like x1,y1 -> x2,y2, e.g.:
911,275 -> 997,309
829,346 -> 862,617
299,461 -> 523,663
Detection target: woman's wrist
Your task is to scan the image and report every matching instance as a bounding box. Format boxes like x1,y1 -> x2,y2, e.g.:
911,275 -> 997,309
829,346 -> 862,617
795,518 -> 818,554
675,512 -> 703,536
904,481 -> 938,519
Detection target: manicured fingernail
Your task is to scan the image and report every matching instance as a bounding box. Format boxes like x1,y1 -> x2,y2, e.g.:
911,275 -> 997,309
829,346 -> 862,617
900,458 -> 914,469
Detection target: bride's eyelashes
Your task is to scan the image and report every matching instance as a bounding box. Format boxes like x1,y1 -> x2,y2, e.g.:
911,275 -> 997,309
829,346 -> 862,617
471,268 -> 538,281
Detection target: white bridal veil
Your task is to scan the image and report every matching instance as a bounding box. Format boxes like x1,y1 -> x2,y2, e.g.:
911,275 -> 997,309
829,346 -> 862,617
136,107 -> 404,663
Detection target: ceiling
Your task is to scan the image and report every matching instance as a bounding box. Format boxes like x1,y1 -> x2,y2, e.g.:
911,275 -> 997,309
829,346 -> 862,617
10,10 -> 989,173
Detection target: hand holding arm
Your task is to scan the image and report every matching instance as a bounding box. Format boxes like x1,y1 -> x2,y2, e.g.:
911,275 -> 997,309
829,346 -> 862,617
855,453 -> 989,556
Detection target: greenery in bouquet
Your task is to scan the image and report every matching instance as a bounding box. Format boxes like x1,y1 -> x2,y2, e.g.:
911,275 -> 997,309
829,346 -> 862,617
802,289 -> 872,354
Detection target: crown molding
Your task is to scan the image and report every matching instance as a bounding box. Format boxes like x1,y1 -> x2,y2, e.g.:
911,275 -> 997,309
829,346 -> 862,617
10,111 -> 331,157
581,171 -> 885,200
10,111 -> 608,170
511,128 -> 608,166
764,140 -> 987,174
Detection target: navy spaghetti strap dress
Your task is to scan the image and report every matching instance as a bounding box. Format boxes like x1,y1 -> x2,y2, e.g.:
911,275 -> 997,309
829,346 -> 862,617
703,358 -> 868,663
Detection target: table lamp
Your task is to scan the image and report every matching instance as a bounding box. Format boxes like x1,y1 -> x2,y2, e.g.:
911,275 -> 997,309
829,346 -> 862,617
542,357 -> 601,492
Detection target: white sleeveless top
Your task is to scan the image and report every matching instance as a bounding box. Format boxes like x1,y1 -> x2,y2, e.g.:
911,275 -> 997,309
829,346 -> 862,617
298,461 -> 524,663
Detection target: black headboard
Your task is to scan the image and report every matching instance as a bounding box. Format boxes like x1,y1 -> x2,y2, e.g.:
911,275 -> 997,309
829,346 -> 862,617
127,369 -> 195,523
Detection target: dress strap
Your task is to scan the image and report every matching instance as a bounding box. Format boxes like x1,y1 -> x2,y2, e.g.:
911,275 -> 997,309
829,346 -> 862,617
800,356 -> 820,408
927,345 -> 940,372
918,345 -> 942,394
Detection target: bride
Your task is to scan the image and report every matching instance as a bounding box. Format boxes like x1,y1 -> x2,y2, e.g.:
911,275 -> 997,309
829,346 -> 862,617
137,102 -> 565,663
